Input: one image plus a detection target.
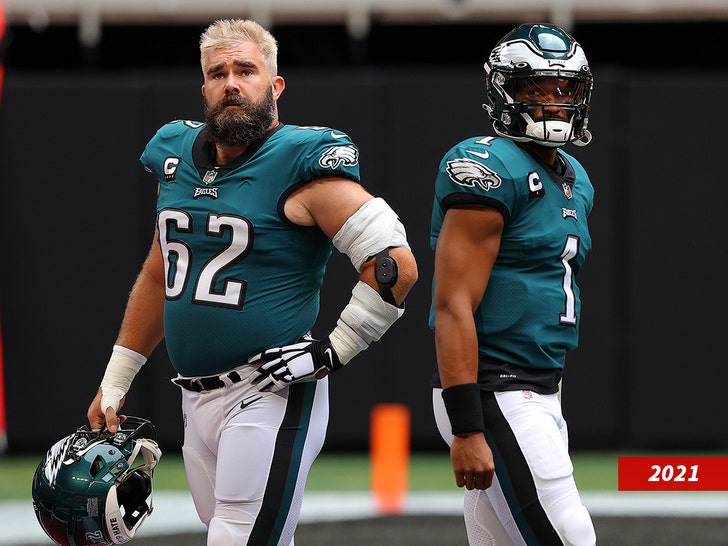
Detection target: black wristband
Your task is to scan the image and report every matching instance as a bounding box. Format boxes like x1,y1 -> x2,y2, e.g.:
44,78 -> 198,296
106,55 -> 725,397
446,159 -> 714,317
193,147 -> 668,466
441,383 -> 485,436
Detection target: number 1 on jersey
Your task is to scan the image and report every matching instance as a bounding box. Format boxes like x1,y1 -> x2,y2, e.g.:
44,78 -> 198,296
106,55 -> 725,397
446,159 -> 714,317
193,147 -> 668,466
559,235 -> 579,326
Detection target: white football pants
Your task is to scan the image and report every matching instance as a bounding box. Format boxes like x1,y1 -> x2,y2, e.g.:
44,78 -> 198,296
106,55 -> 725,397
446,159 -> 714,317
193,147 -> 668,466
178,366 -> 328,546
433,388 -> 596,546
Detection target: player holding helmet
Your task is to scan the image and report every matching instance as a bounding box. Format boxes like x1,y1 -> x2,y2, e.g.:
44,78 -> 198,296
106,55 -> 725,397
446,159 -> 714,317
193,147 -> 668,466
430,23 -> 597,545
84,18 -> 417,546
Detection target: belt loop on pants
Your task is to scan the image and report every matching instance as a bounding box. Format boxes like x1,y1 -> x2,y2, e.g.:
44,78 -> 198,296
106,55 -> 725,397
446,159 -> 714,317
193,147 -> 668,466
172,370 -> 244,392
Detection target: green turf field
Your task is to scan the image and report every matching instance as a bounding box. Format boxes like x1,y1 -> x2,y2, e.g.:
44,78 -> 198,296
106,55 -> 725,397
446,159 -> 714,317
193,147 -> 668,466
0,450 -> 619,501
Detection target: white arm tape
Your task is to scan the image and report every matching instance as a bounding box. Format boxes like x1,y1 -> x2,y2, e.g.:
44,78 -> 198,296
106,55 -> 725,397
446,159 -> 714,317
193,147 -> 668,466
328,281 -> 405,364
99,345 -> 146,414
332,197 -> 410,272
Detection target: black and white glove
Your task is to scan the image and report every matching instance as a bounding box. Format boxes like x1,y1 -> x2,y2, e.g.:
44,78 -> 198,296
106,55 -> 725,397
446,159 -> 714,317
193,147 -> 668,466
248,334 -> 343,393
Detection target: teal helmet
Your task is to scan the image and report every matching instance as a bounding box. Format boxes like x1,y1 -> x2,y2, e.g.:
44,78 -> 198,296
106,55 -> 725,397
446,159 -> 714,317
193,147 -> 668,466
484,23 -> 593,147
32,417 -> 162,546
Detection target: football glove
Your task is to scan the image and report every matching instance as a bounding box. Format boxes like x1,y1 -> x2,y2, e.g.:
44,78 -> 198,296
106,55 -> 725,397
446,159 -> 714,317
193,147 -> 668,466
248,334 -> 343,393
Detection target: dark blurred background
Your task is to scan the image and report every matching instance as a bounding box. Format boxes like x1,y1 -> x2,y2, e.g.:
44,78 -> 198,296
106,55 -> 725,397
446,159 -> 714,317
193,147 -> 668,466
1,2 -> 727,454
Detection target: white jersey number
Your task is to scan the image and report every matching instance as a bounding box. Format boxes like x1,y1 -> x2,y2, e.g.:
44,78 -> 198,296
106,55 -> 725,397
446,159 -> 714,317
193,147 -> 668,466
559,235 -> 579,326
158,209 -> 250,309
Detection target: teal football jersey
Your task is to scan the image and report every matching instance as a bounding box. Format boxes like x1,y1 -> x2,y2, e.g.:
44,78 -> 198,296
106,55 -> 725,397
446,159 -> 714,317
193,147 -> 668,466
429,137 -> 593,370
141,122 -> 361,376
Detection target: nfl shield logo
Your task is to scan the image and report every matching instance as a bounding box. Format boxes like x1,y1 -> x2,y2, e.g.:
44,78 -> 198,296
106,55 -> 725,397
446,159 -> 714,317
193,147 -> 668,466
562,183 -> 573,200
203,170 -> 218,184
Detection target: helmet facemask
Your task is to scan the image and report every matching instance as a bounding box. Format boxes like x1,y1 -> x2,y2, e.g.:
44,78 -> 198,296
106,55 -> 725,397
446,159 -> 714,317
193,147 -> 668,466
102,437 -> 161,543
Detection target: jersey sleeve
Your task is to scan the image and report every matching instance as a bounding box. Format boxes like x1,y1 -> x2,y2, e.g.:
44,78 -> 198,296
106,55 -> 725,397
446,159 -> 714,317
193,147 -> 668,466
139,133 -> 162,180
139,120 -> 203,182
434,137 -> 526,225
294,126 -> 362,184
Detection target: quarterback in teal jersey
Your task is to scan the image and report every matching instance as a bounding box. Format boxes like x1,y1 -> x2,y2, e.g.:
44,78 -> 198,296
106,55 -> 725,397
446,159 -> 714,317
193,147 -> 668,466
86,19 -> 417,546
431,24 -> 597,545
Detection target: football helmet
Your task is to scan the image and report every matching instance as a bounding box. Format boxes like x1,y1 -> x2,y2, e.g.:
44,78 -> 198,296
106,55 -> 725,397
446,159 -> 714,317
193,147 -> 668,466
32,416 -> 162,546
484,23 -> 593,147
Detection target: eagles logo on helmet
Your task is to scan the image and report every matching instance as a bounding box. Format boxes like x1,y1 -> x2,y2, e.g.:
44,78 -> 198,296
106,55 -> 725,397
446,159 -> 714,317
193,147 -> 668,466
32,416 -> 162,546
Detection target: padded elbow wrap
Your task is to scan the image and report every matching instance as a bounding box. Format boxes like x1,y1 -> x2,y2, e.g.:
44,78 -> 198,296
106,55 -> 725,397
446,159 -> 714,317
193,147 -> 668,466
329,281 -> 404,364
332,197 -> 410,272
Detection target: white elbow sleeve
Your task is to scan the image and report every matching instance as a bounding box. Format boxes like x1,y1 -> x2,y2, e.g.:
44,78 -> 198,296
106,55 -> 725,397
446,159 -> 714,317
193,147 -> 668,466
329,281 -> 404,364
332,197 -> 410,272
100,345 -> 146,414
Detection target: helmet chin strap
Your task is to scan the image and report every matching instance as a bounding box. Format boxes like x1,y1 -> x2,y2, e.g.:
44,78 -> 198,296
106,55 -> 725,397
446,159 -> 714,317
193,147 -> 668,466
571,129 -> 592,146
486,104 -> 591,147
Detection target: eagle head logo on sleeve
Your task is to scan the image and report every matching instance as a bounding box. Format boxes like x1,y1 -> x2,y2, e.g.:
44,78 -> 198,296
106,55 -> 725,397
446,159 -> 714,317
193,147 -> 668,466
318,145 -> 359,170
446,158 -> 502,192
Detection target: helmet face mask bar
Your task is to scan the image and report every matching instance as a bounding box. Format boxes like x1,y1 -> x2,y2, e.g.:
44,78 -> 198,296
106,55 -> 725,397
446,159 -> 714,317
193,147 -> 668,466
32,416 -> 162,546
484,23 -> 594,147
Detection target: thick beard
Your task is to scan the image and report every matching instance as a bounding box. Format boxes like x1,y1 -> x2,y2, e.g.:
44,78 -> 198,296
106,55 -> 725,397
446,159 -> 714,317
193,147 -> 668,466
204,88 -> 275,147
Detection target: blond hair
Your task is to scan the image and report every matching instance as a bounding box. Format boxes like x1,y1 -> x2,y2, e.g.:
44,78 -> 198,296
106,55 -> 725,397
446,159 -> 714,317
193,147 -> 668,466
199,19 -> 279,75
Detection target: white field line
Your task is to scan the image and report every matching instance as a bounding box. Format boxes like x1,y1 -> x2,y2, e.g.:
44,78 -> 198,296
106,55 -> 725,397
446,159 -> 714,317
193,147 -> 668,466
3,490 -> 728,545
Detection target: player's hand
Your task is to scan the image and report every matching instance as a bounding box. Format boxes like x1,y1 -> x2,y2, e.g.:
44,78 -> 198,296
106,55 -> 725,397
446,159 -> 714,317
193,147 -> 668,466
87,388 -> 127,434
249,334 -> 342,393
450,433 -> 495,490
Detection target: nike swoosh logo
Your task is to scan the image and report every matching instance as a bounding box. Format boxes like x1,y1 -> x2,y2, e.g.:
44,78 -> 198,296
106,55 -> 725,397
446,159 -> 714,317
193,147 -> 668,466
330,131 -> 347,139
466,150 -> 490,159
240,395 -> 262,410
324,347 -> 334,364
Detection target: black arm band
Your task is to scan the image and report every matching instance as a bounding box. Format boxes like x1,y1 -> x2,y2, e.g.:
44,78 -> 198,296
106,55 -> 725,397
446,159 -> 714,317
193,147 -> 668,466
441,383 -> 485,436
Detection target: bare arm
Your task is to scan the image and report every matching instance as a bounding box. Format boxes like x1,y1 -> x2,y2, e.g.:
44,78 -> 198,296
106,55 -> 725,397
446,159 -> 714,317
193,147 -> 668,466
113,234 -> 166,355
284,177 -> 418,305
237,175 -> 419,389
87,232 -> 166,432
433,206 -> 503,490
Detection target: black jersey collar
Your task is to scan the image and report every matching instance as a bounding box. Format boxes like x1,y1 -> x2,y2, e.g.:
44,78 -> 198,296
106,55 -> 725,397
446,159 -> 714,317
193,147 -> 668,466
517,142 -> 576,187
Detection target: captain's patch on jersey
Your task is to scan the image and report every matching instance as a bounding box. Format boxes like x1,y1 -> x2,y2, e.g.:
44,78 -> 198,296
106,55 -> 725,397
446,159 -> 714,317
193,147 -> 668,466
164,157 -> 181,181
446,158 -> 502,191
318,145 -> 359,170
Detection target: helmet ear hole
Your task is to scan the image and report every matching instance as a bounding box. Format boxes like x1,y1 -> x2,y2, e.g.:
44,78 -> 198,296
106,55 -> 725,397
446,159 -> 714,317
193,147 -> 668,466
116,471 -> 153,526
90,455 -> 106,477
